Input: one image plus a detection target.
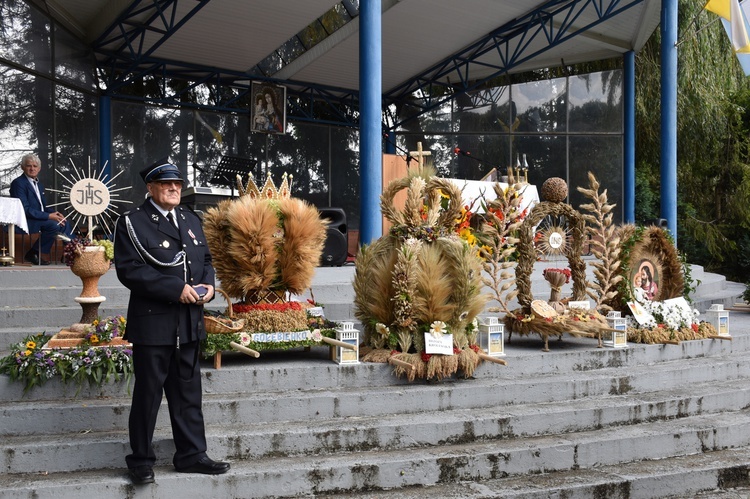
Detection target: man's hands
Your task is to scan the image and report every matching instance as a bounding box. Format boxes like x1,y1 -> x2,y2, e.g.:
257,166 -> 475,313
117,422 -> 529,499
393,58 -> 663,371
49,211 -> 66,225
179,284 -> 215,304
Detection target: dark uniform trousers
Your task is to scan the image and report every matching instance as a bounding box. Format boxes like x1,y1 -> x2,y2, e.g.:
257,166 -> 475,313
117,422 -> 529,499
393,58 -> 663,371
114,200 -> 214,470
128,340 -> 206,469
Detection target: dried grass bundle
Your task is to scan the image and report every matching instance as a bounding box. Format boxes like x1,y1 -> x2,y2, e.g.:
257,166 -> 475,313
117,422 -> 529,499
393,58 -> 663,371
353,237 -> 399,328
481,182 -> 528,314
457,347 -> 480,378
278,198 -> 327,294
203,200 -> 241,297
627,322 -> 715,344
226,198 -> 280,298
237,308 -> 308,332
412,243 -> 454,324
390,352 -> 422,382
577,171 -> 623,312
426,354 -> 458,381
504,310 -> 612,351
361,348 -> 392,363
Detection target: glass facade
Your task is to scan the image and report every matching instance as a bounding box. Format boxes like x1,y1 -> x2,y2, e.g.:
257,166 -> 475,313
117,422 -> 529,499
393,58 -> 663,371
0,0 -> 624,231
393,71 -> 624,222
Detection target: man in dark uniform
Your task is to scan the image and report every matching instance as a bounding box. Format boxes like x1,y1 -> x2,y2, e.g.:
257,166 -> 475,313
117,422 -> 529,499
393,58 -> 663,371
113,159 -> 230,485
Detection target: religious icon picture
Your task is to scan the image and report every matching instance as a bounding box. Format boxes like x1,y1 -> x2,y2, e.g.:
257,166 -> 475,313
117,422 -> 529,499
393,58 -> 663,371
630,258 -> 661,302
251,82 -> 286,134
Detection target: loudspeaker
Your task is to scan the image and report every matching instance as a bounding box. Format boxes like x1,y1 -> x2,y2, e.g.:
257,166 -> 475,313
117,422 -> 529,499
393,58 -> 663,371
318,207 -> 348,266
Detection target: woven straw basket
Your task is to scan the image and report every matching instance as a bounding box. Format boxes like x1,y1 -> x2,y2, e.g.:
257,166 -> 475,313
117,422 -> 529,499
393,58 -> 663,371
204,288 -> 246,334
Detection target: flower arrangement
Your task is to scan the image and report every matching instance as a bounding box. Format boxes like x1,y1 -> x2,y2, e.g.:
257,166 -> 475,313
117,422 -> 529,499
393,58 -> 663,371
83,315 -> 127,346
0,332 -> 133,393
63,237 -> 114,267
625,299 -> 716,344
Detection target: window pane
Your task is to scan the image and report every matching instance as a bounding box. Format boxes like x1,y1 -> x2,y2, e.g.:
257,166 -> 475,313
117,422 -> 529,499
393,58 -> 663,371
453,87 -> 511,134
568,135 -> 623,223
512,135 -> 566,188
569,70 -> 622,133
55,85 -> 98,179
110,101 -> 183,205
0,0 -> 52,74
449,134 -> 510,180
512,78 -> 567,133
0,69 -> 53,194
55,26 -> 97,90
330,126 -> 360,230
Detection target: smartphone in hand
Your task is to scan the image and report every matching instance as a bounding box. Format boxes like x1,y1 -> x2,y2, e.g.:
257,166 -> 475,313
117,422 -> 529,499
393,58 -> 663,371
194,285 -> 209,299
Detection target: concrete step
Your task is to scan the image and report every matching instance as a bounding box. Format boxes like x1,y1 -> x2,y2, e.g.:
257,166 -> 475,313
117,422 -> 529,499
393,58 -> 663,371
2,410 -> 750,498
3,327 -> 748,404
330,446 -> 750,499
4,372 -> 750,475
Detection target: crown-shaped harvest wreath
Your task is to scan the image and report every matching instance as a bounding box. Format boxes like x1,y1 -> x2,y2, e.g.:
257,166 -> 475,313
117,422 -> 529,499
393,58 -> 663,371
236,172 -> 293,200
203,172 -> 326,303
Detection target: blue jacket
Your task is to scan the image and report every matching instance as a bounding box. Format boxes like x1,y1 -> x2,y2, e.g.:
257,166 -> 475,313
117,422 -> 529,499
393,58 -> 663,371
9,174 -> 52,234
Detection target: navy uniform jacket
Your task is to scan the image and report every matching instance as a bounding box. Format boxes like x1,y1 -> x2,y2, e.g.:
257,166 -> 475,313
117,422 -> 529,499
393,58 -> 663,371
113,200 -> 214,346
9,174 -> 53,233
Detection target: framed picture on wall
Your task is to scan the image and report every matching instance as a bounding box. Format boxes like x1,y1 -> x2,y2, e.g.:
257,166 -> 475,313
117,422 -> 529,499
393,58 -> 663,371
251,82 -> 286,134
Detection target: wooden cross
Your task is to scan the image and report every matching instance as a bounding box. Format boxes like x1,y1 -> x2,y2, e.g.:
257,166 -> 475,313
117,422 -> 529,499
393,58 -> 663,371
408,142 -> 432,169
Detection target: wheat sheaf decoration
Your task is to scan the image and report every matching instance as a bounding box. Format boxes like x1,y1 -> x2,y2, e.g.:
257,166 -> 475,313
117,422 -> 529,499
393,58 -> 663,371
202,172 -> 326,303
354,167 -> 487,381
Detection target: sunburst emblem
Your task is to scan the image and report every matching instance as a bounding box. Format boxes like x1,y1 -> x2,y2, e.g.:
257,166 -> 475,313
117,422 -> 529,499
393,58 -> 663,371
536,222 -> 571,258
47,159 -> 132,235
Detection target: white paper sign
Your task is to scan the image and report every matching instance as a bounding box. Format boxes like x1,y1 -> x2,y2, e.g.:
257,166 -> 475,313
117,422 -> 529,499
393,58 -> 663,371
568,300 -> 590,310
664,297 -> 693,316
424,333 -> 454,355
627,301 -> 655,326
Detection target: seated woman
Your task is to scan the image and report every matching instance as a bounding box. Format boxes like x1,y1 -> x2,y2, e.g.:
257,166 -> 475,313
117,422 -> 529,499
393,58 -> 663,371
9,153 -> 73,265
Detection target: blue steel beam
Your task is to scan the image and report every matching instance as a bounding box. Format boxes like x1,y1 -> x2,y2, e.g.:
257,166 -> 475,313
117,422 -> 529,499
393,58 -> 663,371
385,0 -> 646,128
92,0 -> 647,130
93,0 -> 212,92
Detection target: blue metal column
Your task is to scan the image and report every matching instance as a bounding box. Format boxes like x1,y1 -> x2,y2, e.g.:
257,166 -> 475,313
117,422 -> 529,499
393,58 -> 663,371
99,95 -> 112,181
623,50 -> 635,224
359,0 -> 383,244
661,0 -> 678,242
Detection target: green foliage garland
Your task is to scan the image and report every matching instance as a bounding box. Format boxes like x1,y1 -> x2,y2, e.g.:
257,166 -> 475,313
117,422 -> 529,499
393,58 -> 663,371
0,333 -> 133,394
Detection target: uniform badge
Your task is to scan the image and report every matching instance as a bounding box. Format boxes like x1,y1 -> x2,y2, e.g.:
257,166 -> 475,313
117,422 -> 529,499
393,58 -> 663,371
151,214 -> 160,222
188,229 -> 199,245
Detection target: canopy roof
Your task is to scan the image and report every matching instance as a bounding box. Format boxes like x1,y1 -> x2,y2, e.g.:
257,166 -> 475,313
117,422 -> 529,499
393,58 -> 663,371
35,0 -> 660,118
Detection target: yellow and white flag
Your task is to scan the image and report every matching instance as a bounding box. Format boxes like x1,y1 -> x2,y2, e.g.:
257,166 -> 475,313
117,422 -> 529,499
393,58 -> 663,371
705,0 -> 750,52
705,0 -> 731,20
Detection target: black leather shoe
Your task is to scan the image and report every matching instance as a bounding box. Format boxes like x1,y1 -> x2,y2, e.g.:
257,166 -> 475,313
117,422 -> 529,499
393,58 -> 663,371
25,250 -> 39,265
128,465 -> 155,484
176,456 -> 230,475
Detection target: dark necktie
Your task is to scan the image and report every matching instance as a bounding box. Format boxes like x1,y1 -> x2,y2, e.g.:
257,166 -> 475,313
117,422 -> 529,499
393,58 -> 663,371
167,212 -> 177,229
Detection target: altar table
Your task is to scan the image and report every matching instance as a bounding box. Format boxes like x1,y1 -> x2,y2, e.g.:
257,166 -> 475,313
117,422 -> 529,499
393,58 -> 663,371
0,197 -> 29,261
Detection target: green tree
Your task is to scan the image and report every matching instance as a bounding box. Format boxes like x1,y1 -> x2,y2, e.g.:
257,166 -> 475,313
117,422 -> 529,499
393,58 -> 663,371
635,0 -> 750,282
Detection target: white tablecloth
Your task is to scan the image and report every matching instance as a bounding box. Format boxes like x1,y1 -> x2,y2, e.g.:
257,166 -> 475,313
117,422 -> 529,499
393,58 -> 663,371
446,178 -> 539,215
0,197 -> 28,233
